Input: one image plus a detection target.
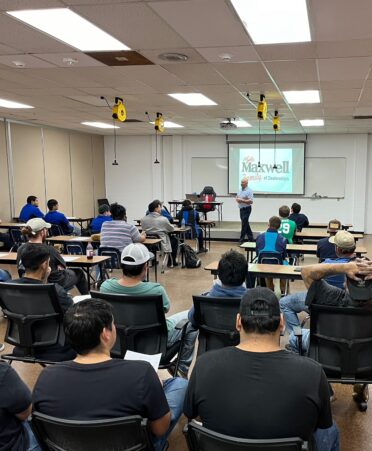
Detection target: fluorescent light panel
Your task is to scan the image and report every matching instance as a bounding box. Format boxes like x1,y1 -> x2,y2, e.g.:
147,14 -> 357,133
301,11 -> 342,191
232,119 -> 252,128
168,93 -> 217,106
283,90 -> 320,104
231,0 -> 311,44
300,119 -> 324,127
82,122 -> 119,129
151,121 -> 184,128
0,98 -> 33,108
7,8 -> 130,51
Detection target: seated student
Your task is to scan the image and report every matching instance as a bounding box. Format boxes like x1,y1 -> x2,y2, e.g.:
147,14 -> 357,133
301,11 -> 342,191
281,231 -> 356,337
188,250 -> 248,328
317,219 -> 342,261
10,243 -> 76,362
278,205 -> 296,244
289,203 -> 309,231
44,199 -> 80,235
177,200 -> 205,253
0,362 -> 41,451
0,219 -> 12,251
100,203 -> 146,253
100,243 -> 198,376
146,202 -> 174,224
19,195 -> 44,222
90,204 -> 112,234
141,200 -> 178,265
184,287 -> 339,451
33,299 -> 188,451
19,218 -> 88,294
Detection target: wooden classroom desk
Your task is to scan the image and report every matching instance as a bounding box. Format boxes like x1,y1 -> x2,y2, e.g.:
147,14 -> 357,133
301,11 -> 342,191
205,260 -> 303,280
240,242 -> 367,262
308,223 -> 353,230
0,222 -> 26,229
295,230 -> 364,241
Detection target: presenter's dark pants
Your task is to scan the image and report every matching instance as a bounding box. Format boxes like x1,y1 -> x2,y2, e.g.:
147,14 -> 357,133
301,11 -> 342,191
240,206 -> 253,242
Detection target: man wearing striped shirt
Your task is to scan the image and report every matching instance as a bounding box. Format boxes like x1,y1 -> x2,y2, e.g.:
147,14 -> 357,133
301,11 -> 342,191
100,203 -> 146,252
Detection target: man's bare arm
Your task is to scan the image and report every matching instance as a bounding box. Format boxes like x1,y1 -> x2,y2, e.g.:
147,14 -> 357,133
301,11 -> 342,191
301,262 -> 361,289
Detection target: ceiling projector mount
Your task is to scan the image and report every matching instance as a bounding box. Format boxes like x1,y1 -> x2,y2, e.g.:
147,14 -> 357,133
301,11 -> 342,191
220,118 -> 237,130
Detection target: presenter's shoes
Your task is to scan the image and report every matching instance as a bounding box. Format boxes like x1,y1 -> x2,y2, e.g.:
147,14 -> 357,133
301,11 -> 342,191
0,343 -> 4,352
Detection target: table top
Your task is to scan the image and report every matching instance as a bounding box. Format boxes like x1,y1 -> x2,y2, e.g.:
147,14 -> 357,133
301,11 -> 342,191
0,222 -> 26,228
295,230 -> 364,239
240,242 -> 367,255
205,261 -> 303,279
46,235 -> 161,246
168,200 -> 223,205
308,223 -> 353,229
0,252 -> 110,266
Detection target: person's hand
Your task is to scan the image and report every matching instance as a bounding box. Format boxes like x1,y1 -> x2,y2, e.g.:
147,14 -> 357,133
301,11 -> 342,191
344,261 -> 364,281
141,231 -> 146,238
355,258 -> 372,280
236,197 -> 241,203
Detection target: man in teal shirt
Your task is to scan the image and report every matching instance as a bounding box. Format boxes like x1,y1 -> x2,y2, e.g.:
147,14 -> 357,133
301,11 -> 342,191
100,243 -> 197,376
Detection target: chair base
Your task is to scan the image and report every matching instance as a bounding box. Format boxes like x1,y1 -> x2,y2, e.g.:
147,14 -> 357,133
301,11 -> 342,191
1,353 -> 56,366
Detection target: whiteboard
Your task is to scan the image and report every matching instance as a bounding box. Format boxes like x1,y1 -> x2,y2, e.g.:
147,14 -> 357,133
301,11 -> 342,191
191,157 -> 228,195
305,157 -> 345,198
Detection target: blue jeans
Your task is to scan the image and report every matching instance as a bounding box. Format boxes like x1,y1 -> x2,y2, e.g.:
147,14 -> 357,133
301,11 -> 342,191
153,377 -> 188,451
313,421 -> 340,451
23,421 -> 42,451
289,328 -> 310,354
279,291 -> 308,334
167,310 -> 198,374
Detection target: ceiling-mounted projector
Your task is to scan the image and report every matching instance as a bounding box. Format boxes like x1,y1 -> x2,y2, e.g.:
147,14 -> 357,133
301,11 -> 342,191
220,119 -> 237,130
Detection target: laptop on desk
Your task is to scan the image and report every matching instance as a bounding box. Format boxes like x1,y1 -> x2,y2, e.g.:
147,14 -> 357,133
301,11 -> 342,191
186,194 -> 201,202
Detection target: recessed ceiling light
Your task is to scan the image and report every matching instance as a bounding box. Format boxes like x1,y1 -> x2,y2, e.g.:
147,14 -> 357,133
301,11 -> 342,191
62,57 -> 78,66
233,118 -> 252,128
0,98 -> 33,108
231,0 -> 311,44
150,120 -> 184,128
12,61 -> 25,68
283,90 -> 320,104
158,53 -> 188,62
81,122 -> 119,129
300,119 -> 324,127
168,93 -> 217,106
7,8 -> 130,52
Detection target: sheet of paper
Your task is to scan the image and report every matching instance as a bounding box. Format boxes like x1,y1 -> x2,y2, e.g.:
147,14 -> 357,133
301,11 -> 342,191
63,256 -> 80,262
73,295 -> 92,304
70,237 -> 90,241
124,350 -> 162,372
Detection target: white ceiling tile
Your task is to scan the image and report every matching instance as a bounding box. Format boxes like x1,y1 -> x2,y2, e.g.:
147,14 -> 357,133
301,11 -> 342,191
34,52 -> 105,67
140,48 -> 206,65
318,57 -> 372,82
0,0 -> 63,10
316,39 -> 372,58
149,0 -> 251,47
0,54 -> 55,68
196,46 -> 259,63
265,60 -> 318,83
213,62 -> 271,84
257,43 -> 317,61
161,63 -> 225,85
322,89 -> 361,103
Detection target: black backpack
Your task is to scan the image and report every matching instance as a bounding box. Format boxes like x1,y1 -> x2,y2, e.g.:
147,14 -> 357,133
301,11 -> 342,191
181,243 -> 201,268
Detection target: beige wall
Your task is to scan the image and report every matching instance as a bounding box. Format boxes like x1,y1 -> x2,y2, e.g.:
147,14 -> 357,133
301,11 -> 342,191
0,120 -> 106,220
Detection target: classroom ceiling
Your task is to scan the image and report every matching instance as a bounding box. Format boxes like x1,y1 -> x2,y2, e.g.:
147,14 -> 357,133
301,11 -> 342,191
1,0 -> 372,135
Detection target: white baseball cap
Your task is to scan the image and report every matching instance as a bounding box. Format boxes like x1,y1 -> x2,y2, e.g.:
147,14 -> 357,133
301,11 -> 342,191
121,243 -> 154,265
26,218 -> 51,233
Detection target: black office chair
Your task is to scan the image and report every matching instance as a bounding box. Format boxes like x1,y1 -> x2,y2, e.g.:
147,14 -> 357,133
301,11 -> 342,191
98,198 -> 110,208
184,421 -> 308,451
0,283 -> 66,366
9,228 -> 25,251
192,296 -> 241,356
32,412 -> 154,451
196,186 -> 217,220
50,224 -> 64,237
296,303 -> 372,411
65,243 -> 84,255
90,291 -> 188,375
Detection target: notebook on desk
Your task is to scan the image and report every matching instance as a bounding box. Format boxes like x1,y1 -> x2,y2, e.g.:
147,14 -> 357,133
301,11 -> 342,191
186,193 -> 201,202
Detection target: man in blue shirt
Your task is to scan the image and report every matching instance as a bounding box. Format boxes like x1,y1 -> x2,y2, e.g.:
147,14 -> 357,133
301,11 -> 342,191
19,195 -> 44,222
236,177 -> 254,243
44,199 -> 79,235
316,219 -> 341,261
90,204 -> 112,233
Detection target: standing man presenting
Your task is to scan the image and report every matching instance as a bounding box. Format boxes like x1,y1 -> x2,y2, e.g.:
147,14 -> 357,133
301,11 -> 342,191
236,177 -> 254,243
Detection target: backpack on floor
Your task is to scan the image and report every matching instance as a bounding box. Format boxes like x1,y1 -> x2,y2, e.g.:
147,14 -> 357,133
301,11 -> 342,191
181,243 -> 201,268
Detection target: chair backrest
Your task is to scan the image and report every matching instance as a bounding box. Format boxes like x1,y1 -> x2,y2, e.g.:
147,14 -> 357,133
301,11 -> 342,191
257,251 -> 283,265
98,246 -> 121,269
308,303 -> 372,382
50,224 -> 64,237
0,283 -> 64,352
98,198 -> 110,208
9,228 -> 25,250
184,421 -> 307,451
192,295 -> 241,356
200,186 -> 216,197
65,243 -> 84,255
90,291 -> 168,358
32,412 -> 153,451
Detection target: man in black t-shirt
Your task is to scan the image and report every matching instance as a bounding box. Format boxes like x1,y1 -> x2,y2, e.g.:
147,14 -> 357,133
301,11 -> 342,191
184,287 -> 339,451
289,203 -> 309,231
33,299 -> 188,451
0,362 -> 41,451
316,219 -> 342,261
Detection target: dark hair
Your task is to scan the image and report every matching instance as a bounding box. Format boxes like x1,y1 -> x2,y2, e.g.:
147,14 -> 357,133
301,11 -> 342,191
47,199 -> 58,210
269,216 -> 281,230
64,299 -> 113,355
291,203 -> 301,214
148,200 -> 161,213
110,203 -> 126,220
240,288 -> 280,335
218,250 -> 247,286
27,195 -> 37,204
279,205 -> 290,218
182,199 -> 192,208
121,262 -> 147,277
98,204 -> 110,215
20,243 -> 50,271
336,245 -> 356,255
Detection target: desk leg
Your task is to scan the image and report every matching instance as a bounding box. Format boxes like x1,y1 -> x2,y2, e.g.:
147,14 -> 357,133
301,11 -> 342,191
154,248 -> 158,282
85,265 -> 91,291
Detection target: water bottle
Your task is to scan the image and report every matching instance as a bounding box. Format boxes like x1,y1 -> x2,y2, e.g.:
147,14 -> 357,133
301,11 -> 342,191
181,218 -> 186,229
86,242 -> 94,259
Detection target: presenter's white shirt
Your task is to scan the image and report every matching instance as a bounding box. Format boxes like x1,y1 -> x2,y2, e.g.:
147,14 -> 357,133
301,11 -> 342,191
237,187 -> 253,209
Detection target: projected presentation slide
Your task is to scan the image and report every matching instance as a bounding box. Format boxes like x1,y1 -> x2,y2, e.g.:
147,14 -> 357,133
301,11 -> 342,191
228,142 -> 305,195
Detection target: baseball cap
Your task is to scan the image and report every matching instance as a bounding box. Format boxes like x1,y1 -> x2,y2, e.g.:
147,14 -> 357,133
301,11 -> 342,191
347,277 -> 372,302
26,218 -> 51,233
98,204 -> 110,215
121,243 -> 154,265
329,230 -> 355,250
240,287 -> 280,318
327,219 -> 342,233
